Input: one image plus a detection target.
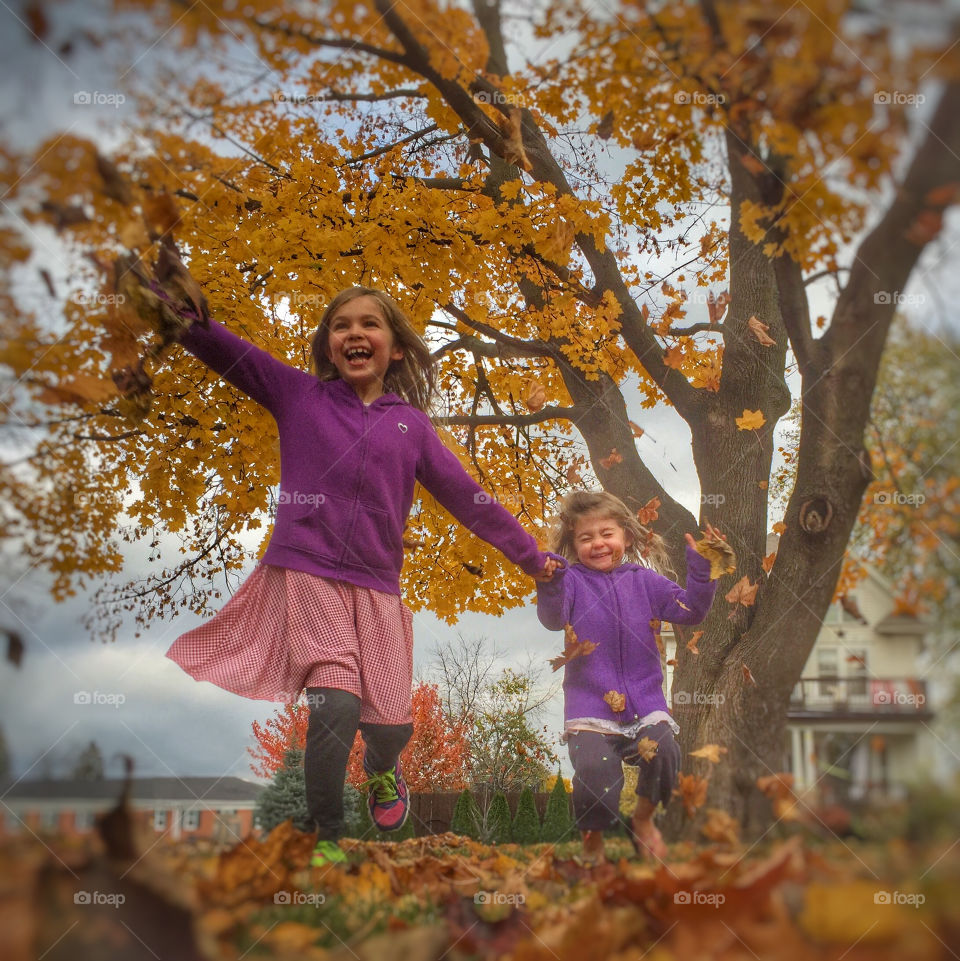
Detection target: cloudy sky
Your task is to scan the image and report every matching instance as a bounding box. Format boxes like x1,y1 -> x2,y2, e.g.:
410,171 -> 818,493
2,0 -> 957,791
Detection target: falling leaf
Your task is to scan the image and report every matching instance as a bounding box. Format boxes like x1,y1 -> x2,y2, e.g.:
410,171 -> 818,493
6,631 -> 24,667
548,623 -> 598,671
402,535 -> 425,549
689,744 -> 728,764
636,496 -> 660,525
599,448 -> 622,470
748,315 -> 776,346
596,109 -> 615,139
673,773 -> 709,818
628,420 -> 644,440
155,238 -> 210,326
707,289 -> 731,324
525,379 -> 546,412
725,576 -> 758,607
756,772 -> 800,820
758,479 -> 768,490
565,463 -> 581,485
742,664 -> 758,686
119,219 -> 151,250
740,152 -> 766,175
462,562 -> 483,576
634,737 -> 659,762
924,182 -> 960,207
840,594 -> 865,622
666,657 -> 677,666
501,108 -> 531,171
142,191 -> 182,239
686,631 -> 703,654
701,807 -> 740,845
772,521 -> 786,535
694,532 -> 737,580
905,208 -> 943,245
761,551 -> 777,573
603,690 -> 625,712
736,409 -> 766,431
676,599 -> 690,611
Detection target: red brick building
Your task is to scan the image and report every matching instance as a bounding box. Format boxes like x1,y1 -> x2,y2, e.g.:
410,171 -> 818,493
0,777 -> 263,841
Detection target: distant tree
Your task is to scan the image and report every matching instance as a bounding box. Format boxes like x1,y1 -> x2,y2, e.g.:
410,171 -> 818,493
450,788 -> 483,840
71,741 -> 104,781
541,774 -> 575,844
254,747 -> 308,834
511,787 -> 541,844
484,792 -> 512,845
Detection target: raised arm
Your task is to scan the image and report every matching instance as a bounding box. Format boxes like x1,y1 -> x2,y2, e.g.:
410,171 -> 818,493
649,543 -> 716,624
178,319 -> 302,413
415,421 -> 548,577
535,562 -> 569,630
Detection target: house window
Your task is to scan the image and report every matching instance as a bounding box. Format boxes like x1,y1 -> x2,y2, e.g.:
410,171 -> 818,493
817,647 -> 839,697
74,810 -> 95,832
40,809 -> 60,831
153,809 -> 168,831
846,649 -> 868,698
182,809 -> 200,832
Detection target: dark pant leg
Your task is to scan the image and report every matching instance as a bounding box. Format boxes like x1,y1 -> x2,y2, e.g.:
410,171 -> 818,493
358,721 -> 413,773
622,721 -> 681,808
303,687 -> 361,840
567,731 -> 625,832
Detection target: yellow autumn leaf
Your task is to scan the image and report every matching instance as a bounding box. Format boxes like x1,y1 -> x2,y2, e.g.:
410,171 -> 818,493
736,409 -> 766,431
689,744 -> 728,764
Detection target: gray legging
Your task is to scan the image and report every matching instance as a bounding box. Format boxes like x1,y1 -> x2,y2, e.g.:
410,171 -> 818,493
303,687 -> 413,840
566,721 -> 680,832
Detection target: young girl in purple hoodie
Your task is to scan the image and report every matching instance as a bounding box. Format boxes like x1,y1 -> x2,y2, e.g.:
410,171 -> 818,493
537,490 -> 718,864
163,287 -> 558,866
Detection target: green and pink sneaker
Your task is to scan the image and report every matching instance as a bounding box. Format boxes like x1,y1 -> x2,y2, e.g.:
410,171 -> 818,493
310,839 -> 348,868
360,761 -> 409,832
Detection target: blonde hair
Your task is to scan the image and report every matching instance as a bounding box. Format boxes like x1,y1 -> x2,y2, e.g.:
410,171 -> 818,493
548,489 -> 674,576
310,287 -> 435,412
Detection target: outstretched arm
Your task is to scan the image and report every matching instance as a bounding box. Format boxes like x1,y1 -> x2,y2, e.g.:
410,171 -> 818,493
415,422 -> 550,577
179,319 -> 301,413
535,557 -> 569,629
650,536 -> 717,625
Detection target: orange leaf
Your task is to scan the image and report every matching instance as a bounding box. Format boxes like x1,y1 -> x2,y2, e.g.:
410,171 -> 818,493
735,409 -> 766,431
635,736 -> 659,762
525,379 -> 546,413
637,496 -> 660,525
599,448 -> 622,470
748,315 -> 776,346
905,208 -> 943,245
603,690 -> 625,712
500,108 -> 531,171
725,576 -> 758,607
628,420 -> 645,440
740,152 -> 766,175
772,521 -> 786,535
686,630 -> 703,654
565,463 -> 582,485
701,807 -> 740,845
548,623 -> 599,672
673,773 -> 709,818
666,658 -> 677,666
689,744 -> 728,764
758,480 -> 769,490
38,373 -> 117,406
694,532 -> 737,579
761,551 -> 777,573
742,664 -> 758,686
924,182 -> 960,207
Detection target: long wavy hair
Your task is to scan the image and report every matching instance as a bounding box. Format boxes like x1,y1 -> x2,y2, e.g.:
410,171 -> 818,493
310,287 -> 435,412
548,489 -> 674,576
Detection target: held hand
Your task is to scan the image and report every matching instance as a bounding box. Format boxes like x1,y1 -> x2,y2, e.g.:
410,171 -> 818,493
686,522 -> 726,549
533,556 -> 563,582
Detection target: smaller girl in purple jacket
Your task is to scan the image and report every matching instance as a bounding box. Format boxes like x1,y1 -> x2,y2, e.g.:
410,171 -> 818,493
537,490 -> 717,864
162,287 -> 556,867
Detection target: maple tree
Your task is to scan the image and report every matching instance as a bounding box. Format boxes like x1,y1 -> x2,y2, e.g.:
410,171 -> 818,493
2,0 -> 959,830
249,682 -> 471,792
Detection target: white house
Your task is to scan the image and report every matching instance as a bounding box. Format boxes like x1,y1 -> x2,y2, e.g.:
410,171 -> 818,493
664,558 -> 939,802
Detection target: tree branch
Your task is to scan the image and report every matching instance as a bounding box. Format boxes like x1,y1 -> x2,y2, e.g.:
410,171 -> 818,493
435,405 -> 579,426
341,123 -> 440,165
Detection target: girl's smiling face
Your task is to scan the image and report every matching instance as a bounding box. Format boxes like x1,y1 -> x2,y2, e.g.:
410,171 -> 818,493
325,295 -> 404,402
573,511 -> 632,572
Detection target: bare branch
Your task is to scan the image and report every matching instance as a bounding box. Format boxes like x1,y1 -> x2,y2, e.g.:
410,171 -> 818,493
435,405 -> 580,427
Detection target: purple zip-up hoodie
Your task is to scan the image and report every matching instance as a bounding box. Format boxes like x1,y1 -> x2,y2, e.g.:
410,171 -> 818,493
178,319 -> 548,593
536,544 -> 715,723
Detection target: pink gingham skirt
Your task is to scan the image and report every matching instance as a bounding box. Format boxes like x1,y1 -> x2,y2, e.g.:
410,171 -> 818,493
165,564 -> 414,724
